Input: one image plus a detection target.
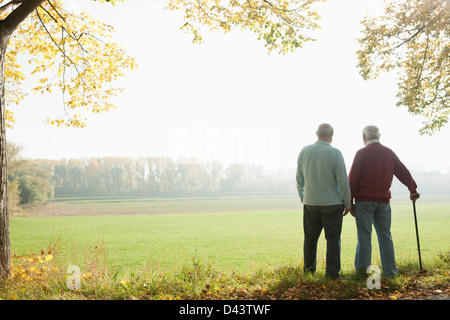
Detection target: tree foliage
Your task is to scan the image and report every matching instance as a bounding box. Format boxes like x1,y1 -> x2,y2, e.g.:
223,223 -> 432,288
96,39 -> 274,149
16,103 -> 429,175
17,171 -> 54,204
7,143 -> 53,206
6,143 -> 25,210
2,0 -> 325,128
166,0 -> 324,54
357,0 -> 449,135
2,0 -> 137,128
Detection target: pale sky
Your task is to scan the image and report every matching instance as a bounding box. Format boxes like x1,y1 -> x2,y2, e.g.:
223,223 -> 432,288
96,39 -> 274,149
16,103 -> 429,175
7,0 -> 450,174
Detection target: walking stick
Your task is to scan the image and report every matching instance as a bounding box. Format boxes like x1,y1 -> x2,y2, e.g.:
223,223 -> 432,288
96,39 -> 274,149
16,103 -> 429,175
412,194 -> 424,272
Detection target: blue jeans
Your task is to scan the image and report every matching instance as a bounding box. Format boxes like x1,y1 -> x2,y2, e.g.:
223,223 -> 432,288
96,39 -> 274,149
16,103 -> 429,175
354,201 -> 398,277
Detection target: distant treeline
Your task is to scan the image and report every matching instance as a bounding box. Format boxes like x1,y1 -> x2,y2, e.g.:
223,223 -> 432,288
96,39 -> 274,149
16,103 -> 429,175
7,143 -> 450,208
25,156 -> 296,198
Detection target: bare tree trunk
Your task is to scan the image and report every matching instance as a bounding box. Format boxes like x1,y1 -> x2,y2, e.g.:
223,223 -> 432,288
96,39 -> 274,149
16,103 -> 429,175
0,30 -> 10,279
0,0 -> 46,279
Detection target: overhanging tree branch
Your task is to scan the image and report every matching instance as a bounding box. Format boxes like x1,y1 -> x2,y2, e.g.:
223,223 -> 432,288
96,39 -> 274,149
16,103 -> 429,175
416,34 -> 430,91
34,8 -> 76,66
390,7 -> 445,52
262,0 -> 315,13
0,0 -> 23,13
3,0 -> 45,35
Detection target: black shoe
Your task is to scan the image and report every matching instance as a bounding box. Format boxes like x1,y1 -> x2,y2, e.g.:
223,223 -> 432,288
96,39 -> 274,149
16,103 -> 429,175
325,274 -> 341,280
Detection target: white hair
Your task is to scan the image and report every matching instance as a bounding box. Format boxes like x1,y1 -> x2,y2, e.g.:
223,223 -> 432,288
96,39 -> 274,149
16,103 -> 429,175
362,125 -> 380,140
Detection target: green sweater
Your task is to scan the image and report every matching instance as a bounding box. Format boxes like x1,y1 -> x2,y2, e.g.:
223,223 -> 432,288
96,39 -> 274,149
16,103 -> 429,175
296,140 -> 351,209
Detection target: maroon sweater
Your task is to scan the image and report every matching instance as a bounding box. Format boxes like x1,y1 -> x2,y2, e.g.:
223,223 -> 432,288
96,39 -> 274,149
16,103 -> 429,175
348,142 -> 417,204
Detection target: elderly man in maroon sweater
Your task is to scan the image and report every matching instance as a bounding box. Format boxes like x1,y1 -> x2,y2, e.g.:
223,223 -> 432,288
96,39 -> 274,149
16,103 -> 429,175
348,125 -> 420,278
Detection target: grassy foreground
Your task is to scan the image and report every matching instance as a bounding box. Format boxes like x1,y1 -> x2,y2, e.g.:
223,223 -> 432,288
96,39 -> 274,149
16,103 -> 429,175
8,197 -> 450,274
1,249 -> 449,300
2,196 -> 450,300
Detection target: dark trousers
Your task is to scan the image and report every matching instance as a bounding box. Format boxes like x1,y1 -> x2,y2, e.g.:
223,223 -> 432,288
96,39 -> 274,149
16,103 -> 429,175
303,204 -> 343,278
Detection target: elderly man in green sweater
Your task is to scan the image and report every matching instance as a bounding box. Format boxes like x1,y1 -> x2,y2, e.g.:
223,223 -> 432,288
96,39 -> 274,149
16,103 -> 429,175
296,123 -> 351,279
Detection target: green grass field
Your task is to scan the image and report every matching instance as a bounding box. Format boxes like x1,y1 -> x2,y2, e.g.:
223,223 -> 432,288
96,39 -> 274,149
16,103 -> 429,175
9,196 -> 450,278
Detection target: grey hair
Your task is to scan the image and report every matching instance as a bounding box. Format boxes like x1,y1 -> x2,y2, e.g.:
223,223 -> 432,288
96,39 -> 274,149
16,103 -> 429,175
362,125 -> 380,140
316,123 -> 334,138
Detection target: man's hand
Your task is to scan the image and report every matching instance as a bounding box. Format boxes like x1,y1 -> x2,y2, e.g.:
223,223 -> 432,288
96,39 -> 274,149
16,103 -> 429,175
410,193 -> 420,202
345,203 -> 355,217
344,205 -> 354,217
